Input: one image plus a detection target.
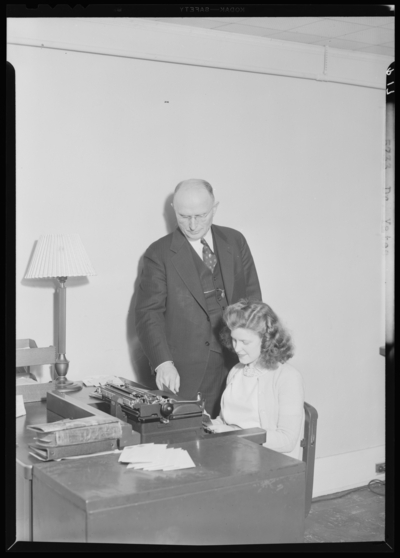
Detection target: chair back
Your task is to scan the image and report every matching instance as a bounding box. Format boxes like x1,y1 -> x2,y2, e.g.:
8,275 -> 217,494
16,339 -> 56,368
301,402 -> 318,516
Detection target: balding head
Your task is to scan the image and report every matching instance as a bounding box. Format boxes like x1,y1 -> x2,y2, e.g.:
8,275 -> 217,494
172,179 -> 218,241
174,179 -> 214,201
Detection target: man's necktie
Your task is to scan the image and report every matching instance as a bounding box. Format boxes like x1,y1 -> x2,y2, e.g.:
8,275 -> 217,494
201,238 -> 217,273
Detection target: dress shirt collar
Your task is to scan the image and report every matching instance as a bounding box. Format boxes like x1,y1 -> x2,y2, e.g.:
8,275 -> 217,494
188,227 -> 214,258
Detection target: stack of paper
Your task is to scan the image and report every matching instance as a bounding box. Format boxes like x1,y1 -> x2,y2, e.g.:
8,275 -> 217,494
82,375 -> 125,387
119,443 -> 196,471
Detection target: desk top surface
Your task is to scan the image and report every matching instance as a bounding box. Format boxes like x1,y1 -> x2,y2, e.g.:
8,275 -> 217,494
32,435 -> 304,513
17,389 -> 305,513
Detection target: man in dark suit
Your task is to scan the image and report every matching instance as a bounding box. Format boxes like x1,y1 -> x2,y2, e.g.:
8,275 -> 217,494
135,179 -> 261,417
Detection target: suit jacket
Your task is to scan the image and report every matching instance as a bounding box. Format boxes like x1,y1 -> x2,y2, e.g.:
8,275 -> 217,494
135,224 -> 262,398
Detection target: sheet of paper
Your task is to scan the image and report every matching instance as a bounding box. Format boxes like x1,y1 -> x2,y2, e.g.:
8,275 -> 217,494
121,443 -> 196,471
119,443 -> 169,464
160,448 -> 196,471
210,423 -> 240,433
16,395 -> 26,417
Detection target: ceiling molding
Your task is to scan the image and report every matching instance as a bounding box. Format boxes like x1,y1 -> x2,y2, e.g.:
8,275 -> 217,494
7,18 -> 391,90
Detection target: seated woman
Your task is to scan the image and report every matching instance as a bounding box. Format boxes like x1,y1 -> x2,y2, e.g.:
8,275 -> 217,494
211,299 -> 304,459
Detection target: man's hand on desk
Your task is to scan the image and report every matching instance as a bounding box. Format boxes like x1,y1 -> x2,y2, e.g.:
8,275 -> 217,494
155,361 -> 180,394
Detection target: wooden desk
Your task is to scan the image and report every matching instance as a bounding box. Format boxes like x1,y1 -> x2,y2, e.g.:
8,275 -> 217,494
16,400 -> 52,541
17,392 -> 306,545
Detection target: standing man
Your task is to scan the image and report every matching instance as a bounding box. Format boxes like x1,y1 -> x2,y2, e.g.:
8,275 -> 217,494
135,179 -> 261,417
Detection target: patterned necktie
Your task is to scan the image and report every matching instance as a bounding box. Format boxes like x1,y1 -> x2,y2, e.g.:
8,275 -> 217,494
201,238 -> 217,272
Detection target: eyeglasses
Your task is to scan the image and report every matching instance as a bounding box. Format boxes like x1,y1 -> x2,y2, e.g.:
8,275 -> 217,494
173,205 -> 217,224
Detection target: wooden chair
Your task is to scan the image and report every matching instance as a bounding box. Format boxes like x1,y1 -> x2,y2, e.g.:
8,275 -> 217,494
16,339 -> 57,402
301,402 -> 318,516
16,339 -> 57,369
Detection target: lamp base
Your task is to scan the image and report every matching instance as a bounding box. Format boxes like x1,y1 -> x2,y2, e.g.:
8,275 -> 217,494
54,353 -> 82,393
55,378 -> 83,393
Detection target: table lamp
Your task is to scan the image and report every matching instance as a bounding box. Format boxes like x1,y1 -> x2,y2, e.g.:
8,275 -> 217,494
24,234 -> 96,392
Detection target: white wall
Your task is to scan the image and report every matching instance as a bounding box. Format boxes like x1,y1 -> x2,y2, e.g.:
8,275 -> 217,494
9,19 -> 388,495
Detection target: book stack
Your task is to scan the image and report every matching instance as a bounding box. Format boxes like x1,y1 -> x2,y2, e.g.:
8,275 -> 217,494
28,416 -> 123,461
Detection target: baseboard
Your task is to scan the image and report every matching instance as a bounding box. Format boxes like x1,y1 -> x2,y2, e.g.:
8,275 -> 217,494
312,445 -> 385,498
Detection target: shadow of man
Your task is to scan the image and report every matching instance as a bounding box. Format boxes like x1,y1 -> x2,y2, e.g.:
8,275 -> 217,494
126,193 -> 177,388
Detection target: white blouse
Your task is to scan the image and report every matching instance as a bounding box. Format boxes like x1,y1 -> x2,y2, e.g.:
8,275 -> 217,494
212,362 -> 305,459
219,367 -> 268,430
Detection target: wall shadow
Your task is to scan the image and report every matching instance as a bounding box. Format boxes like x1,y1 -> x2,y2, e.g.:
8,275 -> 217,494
163,192 -> 177,234
126,253 -> 156,389
126,193 -> 177,388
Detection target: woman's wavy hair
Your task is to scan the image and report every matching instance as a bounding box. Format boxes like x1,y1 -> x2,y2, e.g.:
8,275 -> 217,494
219,299 -> 294,369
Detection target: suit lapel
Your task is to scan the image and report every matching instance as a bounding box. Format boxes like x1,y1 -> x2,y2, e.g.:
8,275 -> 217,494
212,225 -> 234,303
170,229 -> 208,313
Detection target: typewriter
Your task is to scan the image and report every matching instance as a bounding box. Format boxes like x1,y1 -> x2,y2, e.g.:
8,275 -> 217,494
90,380 -> 205,444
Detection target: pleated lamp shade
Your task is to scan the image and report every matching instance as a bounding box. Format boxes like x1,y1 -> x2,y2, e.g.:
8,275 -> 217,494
25,234 -> 96,279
